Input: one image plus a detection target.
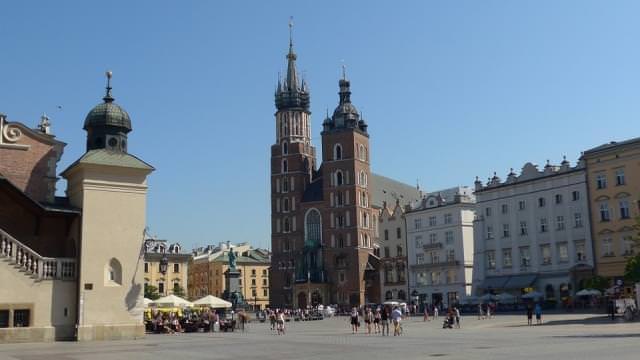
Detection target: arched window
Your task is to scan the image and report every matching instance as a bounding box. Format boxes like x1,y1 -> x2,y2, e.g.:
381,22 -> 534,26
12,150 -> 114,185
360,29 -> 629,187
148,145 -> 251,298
338,236 -> 344,248
305,209 -> 322,247
283,198 -> 290,212
398,290 -> 406,300
385,290 -> 393,300
282,159 -> 288,173
283,177 -> 289,192
334,144 -> 343,160
363,213 -> 369,228
359,144 -> 366,161
283,218 -> 290,233
361,192 -> 368,207
397,245 -> 403,256
359,171 -> 367,187
105,258 -> 122,286
336,171 -> 343,186
282,141 -> 288,155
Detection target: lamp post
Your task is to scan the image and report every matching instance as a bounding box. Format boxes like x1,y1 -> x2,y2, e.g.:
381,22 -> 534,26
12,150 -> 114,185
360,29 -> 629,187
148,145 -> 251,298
160,254 -> 168,295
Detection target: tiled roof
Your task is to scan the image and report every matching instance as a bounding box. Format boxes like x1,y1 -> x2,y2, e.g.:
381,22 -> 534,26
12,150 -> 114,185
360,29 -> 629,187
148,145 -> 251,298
370,173 -> 421,208
61,149 -> 154,176
583,137 -> 640,156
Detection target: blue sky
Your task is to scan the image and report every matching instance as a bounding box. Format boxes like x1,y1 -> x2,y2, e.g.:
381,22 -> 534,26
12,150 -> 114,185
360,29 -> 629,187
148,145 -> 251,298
2,1 -> 639,250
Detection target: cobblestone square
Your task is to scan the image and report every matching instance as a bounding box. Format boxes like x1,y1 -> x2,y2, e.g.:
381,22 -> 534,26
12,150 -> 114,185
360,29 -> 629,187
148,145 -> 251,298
1,313 -> 639,360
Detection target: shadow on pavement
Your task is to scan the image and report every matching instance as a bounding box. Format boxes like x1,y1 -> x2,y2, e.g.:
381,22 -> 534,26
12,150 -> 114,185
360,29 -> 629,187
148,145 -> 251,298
505,315 -> 620,327
553,333 -> 640,339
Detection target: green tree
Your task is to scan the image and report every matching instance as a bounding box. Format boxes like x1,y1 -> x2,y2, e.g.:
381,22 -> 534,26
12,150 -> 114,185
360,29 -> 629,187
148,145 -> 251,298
624,254 -> 640,283
623,216 -> 640,283
172,285 -> 186,298
144,284 -> 160,300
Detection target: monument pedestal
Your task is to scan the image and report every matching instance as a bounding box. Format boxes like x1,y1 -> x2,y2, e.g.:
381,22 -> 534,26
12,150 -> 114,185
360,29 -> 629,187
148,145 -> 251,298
223,269 -> 244,309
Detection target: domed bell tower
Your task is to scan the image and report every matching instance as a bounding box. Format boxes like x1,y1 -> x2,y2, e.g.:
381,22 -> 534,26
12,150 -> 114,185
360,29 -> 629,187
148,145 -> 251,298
84,71 -> 132,153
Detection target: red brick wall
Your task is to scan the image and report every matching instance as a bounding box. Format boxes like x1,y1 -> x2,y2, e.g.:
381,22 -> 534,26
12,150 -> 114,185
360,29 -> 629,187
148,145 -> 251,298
0,123 -> 63,204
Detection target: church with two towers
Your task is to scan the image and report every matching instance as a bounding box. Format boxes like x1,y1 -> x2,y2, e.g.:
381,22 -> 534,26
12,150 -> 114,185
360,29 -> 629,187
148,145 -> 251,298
269,31 -> 419,308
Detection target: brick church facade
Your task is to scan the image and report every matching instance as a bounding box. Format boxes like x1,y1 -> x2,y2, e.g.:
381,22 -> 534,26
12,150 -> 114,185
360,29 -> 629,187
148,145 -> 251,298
269,33 -> 419,309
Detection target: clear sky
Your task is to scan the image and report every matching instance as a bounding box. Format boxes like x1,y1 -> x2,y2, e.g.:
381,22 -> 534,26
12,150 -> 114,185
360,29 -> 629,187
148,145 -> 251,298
2,1 -> 639,250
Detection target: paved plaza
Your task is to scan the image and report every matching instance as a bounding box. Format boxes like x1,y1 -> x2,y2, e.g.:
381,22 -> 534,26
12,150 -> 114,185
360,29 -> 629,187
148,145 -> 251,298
1,313 -> 639,360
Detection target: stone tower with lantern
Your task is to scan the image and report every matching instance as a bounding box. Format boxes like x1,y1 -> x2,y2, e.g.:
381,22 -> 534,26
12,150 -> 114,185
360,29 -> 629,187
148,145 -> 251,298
62,72 -> 154,341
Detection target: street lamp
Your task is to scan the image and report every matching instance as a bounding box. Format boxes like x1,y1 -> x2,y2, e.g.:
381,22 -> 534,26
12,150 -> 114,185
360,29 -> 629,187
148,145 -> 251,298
160,254 -> 168,295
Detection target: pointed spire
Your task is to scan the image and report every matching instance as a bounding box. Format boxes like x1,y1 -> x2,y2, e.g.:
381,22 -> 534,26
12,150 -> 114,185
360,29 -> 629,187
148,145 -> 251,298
103,70 -> 114,103
285,17 -> 298,92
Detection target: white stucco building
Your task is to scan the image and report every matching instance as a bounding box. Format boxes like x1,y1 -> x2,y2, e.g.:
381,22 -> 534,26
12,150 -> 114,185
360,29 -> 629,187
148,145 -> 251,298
406,187 -> 475,309
472,159 -> 594,303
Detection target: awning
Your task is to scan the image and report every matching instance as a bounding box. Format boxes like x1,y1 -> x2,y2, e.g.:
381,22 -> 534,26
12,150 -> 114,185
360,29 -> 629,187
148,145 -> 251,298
480,276 -> 510,289
503,274 -> 537,289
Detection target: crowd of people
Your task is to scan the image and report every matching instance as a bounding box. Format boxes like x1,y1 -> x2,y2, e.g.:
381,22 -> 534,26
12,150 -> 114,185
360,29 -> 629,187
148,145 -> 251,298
145,308 -> 244,334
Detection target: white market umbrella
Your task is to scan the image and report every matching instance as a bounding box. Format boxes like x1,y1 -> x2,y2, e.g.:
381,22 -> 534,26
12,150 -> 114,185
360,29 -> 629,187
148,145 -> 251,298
586,289 -> 602,296
383,301 -> 399,306
575,289 -> 590,296
153,294 -> 193,307
193,295 -> 232,309
521,291 -> 543,299
496,293 -> 516,303
143,298 -> 154,307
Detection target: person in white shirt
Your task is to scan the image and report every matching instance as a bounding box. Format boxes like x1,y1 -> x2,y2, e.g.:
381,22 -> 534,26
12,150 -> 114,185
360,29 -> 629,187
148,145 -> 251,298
391,306 -> 403,336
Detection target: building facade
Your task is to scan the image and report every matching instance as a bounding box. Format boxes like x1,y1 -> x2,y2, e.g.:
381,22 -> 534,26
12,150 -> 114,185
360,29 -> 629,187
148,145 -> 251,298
143,240 -> 190,297
0,73 -> 153,342
188,242 -> 270,310
472,159 -> 594,303
378,201 -> 409,302
269,32 -> 419,309
582,138 -> 640,295
405,187 -> 475,309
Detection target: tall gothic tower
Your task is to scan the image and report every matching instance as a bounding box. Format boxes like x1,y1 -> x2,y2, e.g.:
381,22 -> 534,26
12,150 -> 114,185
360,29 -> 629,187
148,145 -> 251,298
270,29 -> 317,307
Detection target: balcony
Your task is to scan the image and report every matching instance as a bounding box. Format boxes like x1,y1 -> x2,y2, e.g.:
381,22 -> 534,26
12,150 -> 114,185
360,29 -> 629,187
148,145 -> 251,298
422,242 -> 443,251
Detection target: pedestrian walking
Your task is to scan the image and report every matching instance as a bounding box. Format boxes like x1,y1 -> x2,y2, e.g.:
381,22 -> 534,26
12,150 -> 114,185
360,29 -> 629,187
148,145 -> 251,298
350,307 -> 360,334
380,306 -> 390,336
365,308 -> 374,335
534,303 -> 542,325
526,304 -> 533,326
423,306 -> 430,322
374,308 -> 381,333
455,307 -> 461,328
391,306 -> 403,336
608,300 -> 616,321
478,304 -> 485,320
434,305 -> 439,320
276,310 -> 286,335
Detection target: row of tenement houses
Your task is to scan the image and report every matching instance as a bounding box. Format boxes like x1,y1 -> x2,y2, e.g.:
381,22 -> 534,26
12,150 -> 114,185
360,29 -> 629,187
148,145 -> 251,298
376,139 -> 640,309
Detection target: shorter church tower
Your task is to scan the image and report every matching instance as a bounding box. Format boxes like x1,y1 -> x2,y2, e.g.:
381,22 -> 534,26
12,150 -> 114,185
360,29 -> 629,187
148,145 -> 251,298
320,71 -> 378,306
62,72 -> 154,341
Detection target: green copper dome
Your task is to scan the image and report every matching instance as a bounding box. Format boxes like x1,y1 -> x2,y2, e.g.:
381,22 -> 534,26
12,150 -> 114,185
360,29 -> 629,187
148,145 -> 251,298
83,101 -> 131,132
